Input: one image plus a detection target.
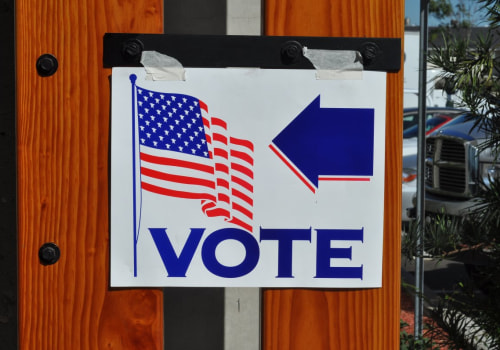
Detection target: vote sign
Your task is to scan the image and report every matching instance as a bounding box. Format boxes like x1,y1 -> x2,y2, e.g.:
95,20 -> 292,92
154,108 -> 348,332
110,68 -> 386,288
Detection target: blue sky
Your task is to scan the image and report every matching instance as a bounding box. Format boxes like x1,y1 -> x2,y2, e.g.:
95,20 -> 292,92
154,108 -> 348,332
405,0 -> 422,26
405,0 -> 489,27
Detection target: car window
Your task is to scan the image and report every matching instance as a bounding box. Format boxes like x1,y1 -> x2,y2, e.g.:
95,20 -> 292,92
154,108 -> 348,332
403,113 -> 417,130
403,124 -> 418,138
403,116 -> 450,138
403,109 -> 467,132
425,116 -> 448,131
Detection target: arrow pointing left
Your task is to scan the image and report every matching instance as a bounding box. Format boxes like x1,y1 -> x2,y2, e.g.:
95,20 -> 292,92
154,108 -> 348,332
269,95 -> 375,193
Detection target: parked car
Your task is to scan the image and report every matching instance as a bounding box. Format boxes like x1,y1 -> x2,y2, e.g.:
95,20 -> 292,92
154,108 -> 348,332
401,109 -> 467,225
403,115 -> 452,139
402,153 -> 418,223
403,107 -> 466,131
402,113 -> 481,224
423,114 -> 490,217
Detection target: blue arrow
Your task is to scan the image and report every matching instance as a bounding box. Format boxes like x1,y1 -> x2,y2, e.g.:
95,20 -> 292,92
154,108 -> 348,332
271,95 -> 374,189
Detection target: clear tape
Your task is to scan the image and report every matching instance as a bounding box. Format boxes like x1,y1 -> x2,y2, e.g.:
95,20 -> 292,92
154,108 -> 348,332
140,50 -> 186,81
303,48 -> 363,80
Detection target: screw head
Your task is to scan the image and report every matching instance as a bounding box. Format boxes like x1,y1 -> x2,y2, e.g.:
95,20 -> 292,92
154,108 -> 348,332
281,41 -> 303,65
36,54 -> 58,77
39,242 -> 60,265
360,42 -> 380,67
121,39 -> 144,62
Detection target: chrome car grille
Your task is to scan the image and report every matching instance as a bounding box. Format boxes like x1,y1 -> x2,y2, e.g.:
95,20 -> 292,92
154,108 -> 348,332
425,137 -> 476,198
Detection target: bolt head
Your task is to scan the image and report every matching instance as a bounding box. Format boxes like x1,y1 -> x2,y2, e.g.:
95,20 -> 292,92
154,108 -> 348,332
39,243 -> 60,265
121,39 -> 144,62
360,43 -> 380,66
36,54 -> 58,77
281,41 -> 303,65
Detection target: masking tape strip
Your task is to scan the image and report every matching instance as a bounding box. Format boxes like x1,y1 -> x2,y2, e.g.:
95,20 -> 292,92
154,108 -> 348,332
303,48 -> 363,80
140,51 -> 186,81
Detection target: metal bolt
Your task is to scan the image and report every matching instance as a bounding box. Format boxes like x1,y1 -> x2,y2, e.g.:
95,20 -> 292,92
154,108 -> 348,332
39,242 -> 60,265
281,41 -> 303,65
121,39 -> 144,62
36,54 -> 58,77
360,42 -> 380,66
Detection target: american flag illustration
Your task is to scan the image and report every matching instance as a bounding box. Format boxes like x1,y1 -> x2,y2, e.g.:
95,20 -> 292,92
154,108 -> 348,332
133,81 -> 255,233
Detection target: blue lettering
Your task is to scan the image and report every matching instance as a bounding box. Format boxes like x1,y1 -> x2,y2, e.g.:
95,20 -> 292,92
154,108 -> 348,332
315,228 -> 363,279
202,228 -> 259,278
148,228 -> 205,277
260,228 -> 311,278
147,226 -> 366,281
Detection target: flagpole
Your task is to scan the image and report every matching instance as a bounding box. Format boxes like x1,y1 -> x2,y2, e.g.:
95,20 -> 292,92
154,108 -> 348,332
130,74 -> 139,277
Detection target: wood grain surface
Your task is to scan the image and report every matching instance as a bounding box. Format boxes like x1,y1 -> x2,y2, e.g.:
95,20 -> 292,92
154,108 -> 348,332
264,0 -> 404,349
16,1 -> 164,349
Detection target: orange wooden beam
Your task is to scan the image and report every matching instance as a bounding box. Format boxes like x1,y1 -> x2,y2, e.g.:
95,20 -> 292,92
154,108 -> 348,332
16,1 -> 164,349
264,0 -> 404,348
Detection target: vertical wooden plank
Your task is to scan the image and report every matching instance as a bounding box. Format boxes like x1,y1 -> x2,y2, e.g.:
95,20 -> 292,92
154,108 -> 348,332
16,1 -> 164,349
264,0 -> 404,349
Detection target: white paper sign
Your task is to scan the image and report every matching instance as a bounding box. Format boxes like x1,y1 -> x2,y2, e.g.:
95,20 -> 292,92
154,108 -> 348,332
110,67 -> 386,287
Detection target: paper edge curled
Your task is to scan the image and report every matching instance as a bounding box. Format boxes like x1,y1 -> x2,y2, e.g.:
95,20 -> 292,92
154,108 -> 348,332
303,48 -> 363,80
140,50 -> 186,81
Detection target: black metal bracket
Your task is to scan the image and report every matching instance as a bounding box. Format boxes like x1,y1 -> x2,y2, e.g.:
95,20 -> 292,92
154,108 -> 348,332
104,33 -> 400,72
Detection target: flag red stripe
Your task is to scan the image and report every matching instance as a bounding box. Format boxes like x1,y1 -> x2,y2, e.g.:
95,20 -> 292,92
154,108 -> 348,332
232,202 -> 253,219
142,182 -> 216,201
231,175 -> 253,192
211,117 -> 227,128
213,133 -> 227,144
202,117 -> 210,128
199,100 -> 208,112
141,167 -> 215,188
230,137 -> 254,151
214,148 -> 228,159
140,152 -> 214,174
232,188 -> 253,206
204,207 -> 230,218
229,217 -> 253,233
217,178 -> 230,189
230,149 -> 254,165
218,193 -> 230,204
231,162 -> 253,179
201,200 -> 216,212
216,163 -> 229,174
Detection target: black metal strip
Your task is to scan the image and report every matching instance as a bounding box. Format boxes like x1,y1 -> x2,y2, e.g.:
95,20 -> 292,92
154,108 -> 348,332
163,288 -> 224,350
103,34 -> 401,72
0,0 -> 17,347
164,0 -> 226,35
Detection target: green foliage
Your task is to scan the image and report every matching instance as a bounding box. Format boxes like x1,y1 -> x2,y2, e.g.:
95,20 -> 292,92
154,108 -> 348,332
426,273 -> 500,349
430,0 -> 482,28
402,176 -> 500,346
430,0 -> 454,20
402,213 -> 463,260
402,211 -> 500,348
400,320 -> 439,350
479,0 -> 500,25
466,177 -> 500,242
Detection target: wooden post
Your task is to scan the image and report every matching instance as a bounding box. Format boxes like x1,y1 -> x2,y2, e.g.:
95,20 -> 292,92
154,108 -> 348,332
263,1 -> 404,349
16,0 -> 164,349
